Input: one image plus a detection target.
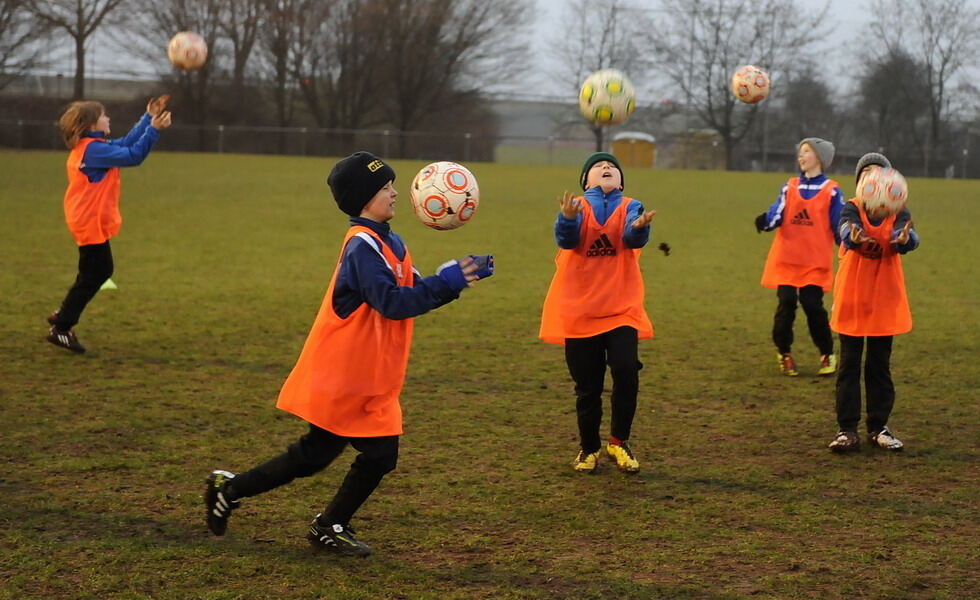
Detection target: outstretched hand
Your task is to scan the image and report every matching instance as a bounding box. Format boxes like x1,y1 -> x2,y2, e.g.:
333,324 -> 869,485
558,191 -> 583,219
848,222 -> 872,245
147,94 -> 170,117
151,110 -> 172,130
458,256 -> 480,286
631,209 -> 656,229
893,220 -> 913,245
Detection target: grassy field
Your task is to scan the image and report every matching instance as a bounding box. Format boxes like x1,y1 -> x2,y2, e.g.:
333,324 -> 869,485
1,150 -> 978,600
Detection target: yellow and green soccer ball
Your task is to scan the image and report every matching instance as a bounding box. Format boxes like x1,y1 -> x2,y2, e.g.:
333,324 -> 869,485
578,69 -> 636,126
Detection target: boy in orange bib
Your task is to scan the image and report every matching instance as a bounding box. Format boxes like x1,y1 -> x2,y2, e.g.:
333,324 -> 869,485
204,152 -> 493,555
755,138 -> 845,376
47,97 -> 171,353
827,153 -> 918,453
540,152 -> 655,474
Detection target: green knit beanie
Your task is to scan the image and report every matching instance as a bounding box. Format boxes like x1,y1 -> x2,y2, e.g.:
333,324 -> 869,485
580,152 -> 624,190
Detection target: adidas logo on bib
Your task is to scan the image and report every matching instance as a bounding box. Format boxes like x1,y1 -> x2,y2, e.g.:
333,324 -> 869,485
790,208 -> 813,226
586,233 -> 617,257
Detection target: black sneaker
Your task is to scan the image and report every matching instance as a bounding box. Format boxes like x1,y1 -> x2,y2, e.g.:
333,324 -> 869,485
46,327 -> 86,353
307,515 -> 372,556
204,470 -> 240,536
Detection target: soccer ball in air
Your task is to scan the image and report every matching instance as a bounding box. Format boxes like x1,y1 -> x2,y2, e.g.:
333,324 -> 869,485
168,32 -> 208,71
579,69 -> 636,126
730,65 -> 770,104
409,162 -> 480,230
858,167 -> 908,217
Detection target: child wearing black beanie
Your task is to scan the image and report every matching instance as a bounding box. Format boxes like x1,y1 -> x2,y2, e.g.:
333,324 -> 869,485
204,151 -> 493,556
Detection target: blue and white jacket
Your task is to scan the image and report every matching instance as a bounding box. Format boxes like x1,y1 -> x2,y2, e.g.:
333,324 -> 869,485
79,113 -> 161,183
332,217 -> 465,319
759,173 -> 845,244
554,187 -> 651,249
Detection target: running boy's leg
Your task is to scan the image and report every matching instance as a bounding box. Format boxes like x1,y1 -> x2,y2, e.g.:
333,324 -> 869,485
229,424 -> 349,498
798,285 -> 833,356
772,285 -> 798,354
605,326 -> 639,442
565,335 -> 607,454
55,241 -> 114,330
319,435 -> 399,527
835,334 -> 864,432
864,335 -> 895,434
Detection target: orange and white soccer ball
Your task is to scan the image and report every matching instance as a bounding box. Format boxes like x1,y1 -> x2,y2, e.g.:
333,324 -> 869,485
168,31 -> 208,71
410,161 -> 480,230
858,167 -> 908,217
730,65 -> 770,104
579,69 -> 636,126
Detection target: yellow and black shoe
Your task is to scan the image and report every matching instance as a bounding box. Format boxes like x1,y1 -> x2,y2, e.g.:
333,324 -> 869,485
308,515 -> 372,556
572,449 -> 601,473
606,441 -> 640,473
777,353 -> 799,376
817,354 -> 837,376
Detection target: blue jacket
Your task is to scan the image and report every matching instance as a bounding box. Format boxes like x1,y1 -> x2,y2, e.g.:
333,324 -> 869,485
839,204 -> 919,254
332,217 -> 465,320
555,187 -> 650,249
759,173 -> 845,244
80,113 -> 161,183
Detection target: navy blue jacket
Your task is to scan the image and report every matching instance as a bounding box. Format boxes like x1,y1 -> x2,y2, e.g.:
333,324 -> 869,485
759,173 -> 845,244
332,217 -> 464,320
555,187 -> 650,249
80,113 -> 161,183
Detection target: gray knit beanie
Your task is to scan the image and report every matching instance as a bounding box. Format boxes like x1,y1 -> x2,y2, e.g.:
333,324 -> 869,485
798,138 -> 835,171
854,152 -> 891,184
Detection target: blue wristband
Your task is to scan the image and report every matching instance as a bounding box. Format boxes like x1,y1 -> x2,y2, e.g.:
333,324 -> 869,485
436,260 -> 468,291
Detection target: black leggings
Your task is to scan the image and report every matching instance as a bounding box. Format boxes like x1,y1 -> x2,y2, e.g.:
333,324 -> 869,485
565,326 -> 642,453
835,334 -> 895,433
772,284 -> 833,356
229,424 -> 399,526
55,241 -> 114,330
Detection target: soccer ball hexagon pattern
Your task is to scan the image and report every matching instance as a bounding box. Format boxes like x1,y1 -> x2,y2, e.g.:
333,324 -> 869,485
730,65 -> 770,104
409,161 -> 480,231
578,69 -> 636,126
859,167 -> 908,217
168,31 -> 208,71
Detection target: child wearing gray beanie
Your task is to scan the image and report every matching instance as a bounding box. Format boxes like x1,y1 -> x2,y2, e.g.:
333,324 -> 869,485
754,138 -> 845,377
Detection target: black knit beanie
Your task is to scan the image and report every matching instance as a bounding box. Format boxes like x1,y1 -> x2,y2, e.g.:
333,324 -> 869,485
580,152 -> 624,190
327,151 -> 397,216
854,152 -> 891,184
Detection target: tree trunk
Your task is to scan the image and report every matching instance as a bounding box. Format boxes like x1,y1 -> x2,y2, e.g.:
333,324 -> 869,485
73,35 -> 85,99
593,126 -> 603,152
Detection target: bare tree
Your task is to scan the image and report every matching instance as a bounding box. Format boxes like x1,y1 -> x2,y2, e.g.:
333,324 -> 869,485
0,0 -> 51,91
380,0 -> 529,151
220,0 -> 263,107
25,0 -> 124,99
649,0 -> 827,170
126,0 -> 223,132
550,0 -> 654,150
869,0 -> 980,175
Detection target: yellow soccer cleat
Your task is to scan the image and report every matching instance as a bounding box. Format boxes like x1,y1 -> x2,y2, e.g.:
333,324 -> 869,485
777,353 -> 799,376
817,354 -> 837,376
572,449 -> 601,473
606,442 -> 640,473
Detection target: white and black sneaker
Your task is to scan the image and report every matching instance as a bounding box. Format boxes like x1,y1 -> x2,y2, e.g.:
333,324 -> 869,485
828,431 -> 860,453
307,515 -> 372,556
46,326 -> 86,353
204,470 -> 240,536
869,427 -> 904,451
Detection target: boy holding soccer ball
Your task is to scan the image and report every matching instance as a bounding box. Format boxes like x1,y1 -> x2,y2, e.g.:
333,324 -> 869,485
540,152 -> 655,474
827,153 -> 918,453
755,138 -> 845,376
205,151 -> 493,556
